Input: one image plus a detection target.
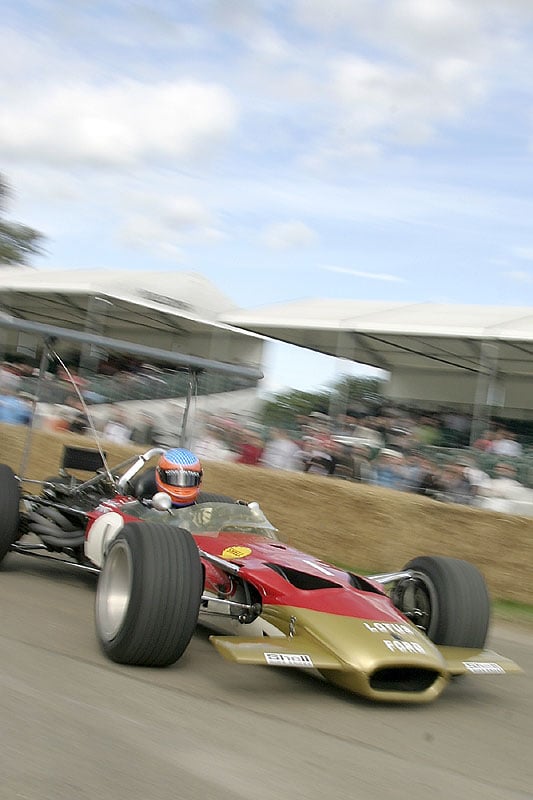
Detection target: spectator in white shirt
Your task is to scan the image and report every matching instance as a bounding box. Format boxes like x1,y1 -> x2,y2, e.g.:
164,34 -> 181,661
489,429 -> 522,457
191,426 -> 236,462
476,462 -> 531,513
102,410 -> 132,443
260,427 -> 302,471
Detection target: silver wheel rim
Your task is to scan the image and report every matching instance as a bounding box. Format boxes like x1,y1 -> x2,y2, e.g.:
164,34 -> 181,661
395,571 -> 438,638
96,540 -> 133,641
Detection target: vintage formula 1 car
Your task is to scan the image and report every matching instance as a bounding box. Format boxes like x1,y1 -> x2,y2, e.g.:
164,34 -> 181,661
0,444 -> 521,704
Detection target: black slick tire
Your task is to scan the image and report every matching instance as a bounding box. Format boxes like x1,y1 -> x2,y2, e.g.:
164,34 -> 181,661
95,521 -> 203,666
196,492 -> 235,503
0,464 -> 20,563
400,555 -> 490,648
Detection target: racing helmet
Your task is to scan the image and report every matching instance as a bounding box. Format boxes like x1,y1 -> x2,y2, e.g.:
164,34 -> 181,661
155,448 -> 203,507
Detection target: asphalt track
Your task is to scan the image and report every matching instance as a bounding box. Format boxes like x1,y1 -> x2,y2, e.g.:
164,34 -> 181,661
1,553 -> 532,800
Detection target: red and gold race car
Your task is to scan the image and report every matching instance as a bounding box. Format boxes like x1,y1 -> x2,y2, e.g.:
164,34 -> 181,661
0,445 -> 521,705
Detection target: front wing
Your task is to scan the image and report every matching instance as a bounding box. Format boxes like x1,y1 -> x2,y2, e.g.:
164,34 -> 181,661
209,606 -> 522,704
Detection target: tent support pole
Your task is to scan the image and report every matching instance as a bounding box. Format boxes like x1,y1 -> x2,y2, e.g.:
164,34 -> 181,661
470,342 -> 500,445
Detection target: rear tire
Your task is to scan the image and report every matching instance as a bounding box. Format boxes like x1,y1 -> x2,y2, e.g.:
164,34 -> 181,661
393,555 -> 490,648
95,521 -> 203,666
0,464 -> 20,563
197,492 -> 235,504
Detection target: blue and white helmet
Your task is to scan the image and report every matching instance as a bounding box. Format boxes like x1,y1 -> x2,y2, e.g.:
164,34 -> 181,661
155,448 -> 203,506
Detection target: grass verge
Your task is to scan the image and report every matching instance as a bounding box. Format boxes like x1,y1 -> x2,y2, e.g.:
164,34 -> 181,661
492,599 -> 533,628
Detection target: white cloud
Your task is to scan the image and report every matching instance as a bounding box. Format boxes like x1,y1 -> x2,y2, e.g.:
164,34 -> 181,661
504,270 -> 533,284
259,220 -> 318,250
246,27 -> 291,62
119,217 -> 187,262
327,54 -> 485,151
386,0 -> 492,59
119,193 -> 226,257
294,0 -> 530,62
511,246 -> 533,261
324,266 -> 406,283
119,194 -> 225,253
2,0 -> 531,181
156,196 -> 216,231
290,0 -> 533,166
0,78 -> 238,168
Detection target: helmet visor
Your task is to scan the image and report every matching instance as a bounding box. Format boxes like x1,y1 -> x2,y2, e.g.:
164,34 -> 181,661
157,467 -> 203,488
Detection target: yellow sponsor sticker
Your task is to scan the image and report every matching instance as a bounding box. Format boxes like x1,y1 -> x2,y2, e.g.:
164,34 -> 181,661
221,545 -> 252,559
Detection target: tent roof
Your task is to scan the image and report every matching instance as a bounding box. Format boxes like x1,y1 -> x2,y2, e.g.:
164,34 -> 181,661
0,267 -> 256,342
222,299 -> 533,377
4,269 -> 533,383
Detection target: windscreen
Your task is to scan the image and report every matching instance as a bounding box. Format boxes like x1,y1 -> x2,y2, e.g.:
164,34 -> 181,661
145,501 -> 279,539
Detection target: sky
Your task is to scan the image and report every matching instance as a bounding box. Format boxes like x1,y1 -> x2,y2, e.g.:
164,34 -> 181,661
3,0 -> 533,393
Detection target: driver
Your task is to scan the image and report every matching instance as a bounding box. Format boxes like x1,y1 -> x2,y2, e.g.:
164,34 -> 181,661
155,447 -> 203,507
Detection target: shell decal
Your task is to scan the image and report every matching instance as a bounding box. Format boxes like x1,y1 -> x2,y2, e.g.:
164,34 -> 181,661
221,545 -> 252,560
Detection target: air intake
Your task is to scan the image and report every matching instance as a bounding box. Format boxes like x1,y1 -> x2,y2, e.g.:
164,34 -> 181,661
370,667 -> 440,693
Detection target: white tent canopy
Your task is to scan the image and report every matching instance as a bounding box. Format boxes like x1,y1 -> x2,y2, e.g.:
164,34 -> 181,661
0,267 -> 264,377
222,299 -> 533,422
4,268 -> 533,426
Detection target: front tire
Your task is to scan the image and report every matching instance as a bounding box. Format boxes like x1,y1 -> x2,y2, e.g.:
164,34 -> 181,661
95,521 -> 203,666
392,555 -> 490,648
0,464 -> 20,563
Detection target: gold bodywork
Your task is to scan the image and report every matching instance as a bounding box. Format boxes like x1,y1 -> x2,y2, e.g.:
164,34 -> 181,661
210,605 -> 522,704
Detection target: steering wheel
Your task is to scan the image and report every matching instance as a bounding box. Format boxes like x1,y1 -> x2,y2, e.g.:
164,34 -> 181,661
115,447 -> 166,493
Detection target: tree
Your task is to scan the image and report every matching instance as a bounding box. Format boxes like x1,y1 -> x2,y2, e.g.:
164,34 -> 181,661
259,388 -> 330,430
258,375 -> 386,431
0,174 -> 45,265
327,375 -> 385,418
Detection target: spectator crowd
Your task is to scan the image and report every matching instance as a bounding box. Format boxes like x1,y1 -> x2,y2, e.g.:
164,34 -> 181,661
3,355 -> 533,516
186,407 -> 533,516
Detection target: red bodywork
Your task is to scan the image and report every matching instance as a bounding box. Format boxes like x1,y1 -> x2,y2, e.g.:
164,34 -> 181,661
86,498 -> 406,625
197,532 -> 408,623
